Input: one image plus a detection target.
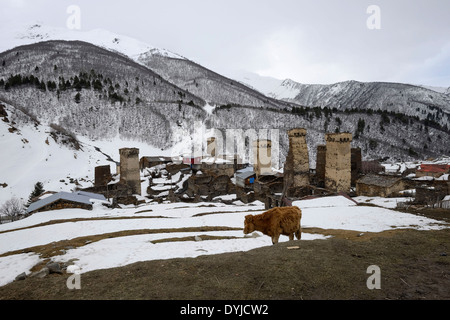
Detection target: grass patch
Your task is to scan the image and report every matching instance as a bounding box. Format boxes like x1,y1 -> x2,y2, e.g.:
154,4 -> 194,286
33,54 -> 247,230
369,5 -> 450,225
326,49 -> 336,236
0,226 -> 242,259
0,216 -> 171,235
192,209 -> 263,217
150,235 -> 241,244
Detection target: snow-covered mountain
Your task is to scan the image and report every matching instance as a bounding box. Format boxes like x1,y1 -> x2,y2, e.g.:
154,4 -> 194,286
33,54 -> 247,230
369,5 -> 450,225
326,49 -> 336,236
2,23 -> 292,110
233,71 -> 450,99
137,50 -> 291,109
0,40 -> 207,149
233,74 -> 450,129
0,23 -> 184,61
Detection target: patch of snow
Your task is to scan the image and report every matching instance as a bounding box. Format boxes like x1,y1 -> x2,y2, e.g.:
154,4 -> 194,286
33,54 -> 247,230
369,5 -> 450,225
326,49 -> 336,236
213,194 -> 237,201
53,231 -> 326,274
353,196 -> 413,209
0,253 -> 41,287
292,195 -> 356,208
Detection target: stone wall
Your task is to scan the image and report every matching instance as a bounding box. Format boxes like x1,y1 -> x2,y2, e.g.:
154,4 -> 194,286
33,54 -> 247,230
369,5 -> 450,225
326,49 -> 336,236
82,182 -> 133,199
33,199 -> 92,214
179,172 -> 235,202
415,186 -> 447,205
201,163 -> 235,177
356,180 -> 405,197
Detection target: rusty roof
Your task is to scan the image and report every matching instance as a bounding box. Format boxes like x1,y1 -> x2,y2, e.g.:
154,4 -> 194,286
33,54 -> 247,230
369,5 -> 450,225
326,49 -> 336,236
417,164 -> 450,173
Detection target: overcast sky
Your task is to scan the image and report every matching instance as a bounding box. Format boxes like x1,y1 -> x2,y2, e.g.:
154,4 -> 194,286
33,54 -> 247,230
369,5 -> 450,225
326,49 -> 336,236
1,0 -> 449,87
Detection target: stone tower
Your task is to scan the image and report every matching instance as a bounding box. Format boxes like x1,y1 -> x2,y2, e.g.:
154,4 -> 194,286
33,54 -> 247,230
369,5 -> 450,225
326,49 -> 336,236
316,145 -> 327,188
253,139 -> 272,176
283,128 -> 309,195
351,147 -> 362,186
207,137 -> 216,157
119,148 -> 141,195
95,165 -> 112,187
325,133 -> 352,193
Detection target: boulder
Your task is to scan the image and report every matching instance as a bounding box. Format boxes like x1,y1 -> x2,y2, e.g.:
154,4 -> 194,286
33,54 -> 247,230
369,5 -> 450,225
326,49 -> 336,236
15,272 -> 27,281
30,267 -> 49,279
47,262 -> 63,274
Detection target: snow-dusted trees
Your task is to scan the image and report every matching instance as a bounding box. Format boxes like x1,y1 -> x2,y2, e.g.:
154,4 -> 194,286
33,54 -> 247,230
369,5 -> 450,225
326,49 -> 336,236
138,54 -> 289,109
0,198 -> 24,223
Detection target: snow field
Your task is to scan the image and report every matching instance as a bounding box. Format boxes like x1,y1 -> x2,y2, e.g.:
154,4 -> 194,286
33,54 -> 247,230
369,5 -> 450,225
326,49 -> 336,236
0,196 -> 448,287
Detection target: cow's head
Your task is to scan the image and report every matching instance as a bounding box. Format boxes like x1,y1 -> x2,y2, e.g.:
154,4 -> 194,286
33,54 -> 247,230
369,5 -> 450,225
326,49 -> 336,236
244,215 -> 255,234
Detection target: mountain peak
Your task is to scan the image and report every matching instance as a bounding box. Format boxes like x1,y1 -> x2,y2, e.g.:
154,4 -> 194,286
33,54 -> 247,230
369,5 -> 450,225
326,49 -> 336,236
1,23 -> 185,62
280,78 -> 299,87
138,48 -> 185,61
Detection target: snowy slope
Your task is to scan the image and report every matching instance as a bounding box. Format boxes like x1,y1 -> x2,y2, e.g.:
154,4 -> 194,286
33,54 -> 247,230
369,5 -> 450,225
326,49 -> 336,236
0,103 -> 180,204
229,70 -> 298,99
0,23 -> 184,62
0,103 -> 102,204
418,85 -> 450,94
0,195 -> 447,286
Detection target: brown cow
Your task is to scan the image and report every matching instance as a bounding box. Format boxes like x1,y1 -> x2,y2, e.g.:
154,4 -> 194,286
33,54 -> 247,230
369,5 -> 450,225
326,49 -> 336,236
244,206 -> 302,244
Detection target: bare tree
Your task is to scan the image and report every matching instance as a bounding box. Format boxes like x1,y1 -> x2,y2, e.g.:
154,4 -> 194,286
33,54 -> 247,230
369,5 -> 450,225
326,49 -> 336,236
0,198 -> 25,223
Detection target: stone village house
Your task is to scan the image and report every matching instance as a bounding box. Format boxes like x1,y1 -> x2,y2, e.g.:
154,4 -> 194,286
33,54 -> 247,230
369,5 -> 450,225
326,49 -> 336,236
355,174 -> 405,197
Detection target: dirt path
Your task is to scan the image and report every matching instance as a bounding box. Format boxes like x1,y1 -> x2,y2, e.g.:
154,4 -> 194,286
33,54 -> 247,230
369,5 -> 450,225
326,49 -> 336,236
0,228 -> 448,301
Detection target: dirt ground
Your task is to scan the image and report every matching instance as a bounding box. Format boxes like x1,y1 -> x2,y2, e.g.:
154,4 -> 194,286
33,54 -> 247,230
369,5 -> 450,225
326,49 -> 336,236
0,225 -> 449,302
0,205 -> 449,309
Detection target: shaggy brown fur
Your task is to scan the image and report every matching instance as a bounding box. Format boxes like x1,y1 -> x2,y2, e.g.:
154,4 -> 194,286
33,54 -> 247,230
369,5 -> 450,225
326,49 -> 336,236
244,206 -> 302,244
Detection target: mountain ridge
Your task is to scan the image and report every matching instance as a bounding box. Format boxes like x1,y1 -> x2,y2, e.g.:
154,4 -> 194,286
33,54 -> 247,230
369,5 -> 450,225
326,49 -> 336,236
137,52 -> 292,109
244,78 -> 450,129
0,23 -> 185,61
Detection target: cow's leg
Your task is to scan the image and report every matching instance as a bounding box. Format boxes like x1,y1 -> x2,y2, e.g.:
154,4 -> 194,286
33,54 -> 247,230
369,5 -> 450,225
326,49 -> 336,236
272,234 -> 280,244
295,227 -> 302,240
289,233 -> 294,241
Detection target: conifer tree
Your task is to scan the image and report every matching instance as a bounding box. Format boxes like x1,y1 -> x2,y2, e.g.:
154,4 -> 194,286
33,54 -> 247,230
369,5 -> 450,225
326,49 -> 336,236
26,182 -> 45,208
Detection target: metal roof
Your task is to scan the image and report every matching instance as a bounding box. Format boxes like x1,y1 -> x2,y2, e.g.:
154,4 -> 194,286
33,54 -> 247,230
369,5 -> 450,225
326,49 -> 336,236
236,167 -> 256,180
27,191 -> 105,214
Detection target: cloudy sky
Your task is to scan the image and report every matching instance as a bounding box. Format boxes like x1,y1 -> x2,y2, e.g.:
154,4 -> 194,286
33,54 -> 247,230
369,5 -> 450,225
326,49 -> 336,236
1,0 -> 449,87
